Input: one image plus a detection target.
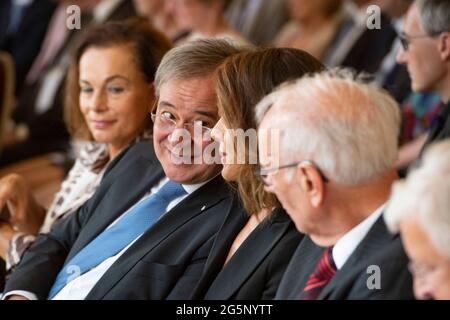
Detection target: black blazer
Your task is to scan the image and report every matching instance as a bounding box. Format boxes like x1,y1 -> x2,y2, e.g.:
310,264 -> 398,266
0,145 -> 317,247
276,215 -> 414,300
4,141 -> 235,300
191,206 -> 302,300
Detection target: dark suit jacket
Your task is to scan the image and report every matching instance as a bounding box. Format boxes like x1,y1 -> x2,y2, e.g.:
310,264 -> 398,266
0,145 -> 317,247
340,13 -> 397,74
276,215 -> 414,300
4,141 -> 235,300
190,206 -> 302,300
0,0 -> 56,94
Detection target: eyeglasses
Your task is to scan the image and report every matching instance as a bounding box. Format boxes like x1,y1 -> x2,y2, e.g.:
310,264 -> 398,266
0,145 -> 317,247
398,31 -> 432,51
255,160 -> 329,186
151,112 -> 213,140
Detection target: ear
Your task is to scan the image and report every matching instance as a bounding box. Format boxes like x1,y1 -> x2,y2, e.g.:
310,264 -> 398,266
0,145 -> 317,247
438,32 -> 450,61
297,164 -> 325,208
147,83 -> 156,113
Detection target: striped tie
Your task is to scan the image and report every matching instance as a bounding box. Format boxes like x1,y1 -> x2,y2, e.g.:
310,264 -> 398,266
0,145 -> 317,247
302,247 -> 337,300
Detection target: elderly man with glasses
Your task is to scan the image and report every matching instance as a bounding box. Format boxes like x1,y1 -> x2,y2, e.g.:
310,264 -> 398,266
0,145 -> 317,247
397,0 -> 450,151
256,70 -> 414,300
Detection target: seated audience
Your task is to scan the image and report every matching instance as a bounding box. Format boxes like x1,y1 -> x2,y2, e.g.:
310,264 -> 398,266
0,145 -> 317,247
385,140 -> 450,300
0,18 -> 171,279
165,0 -> 249,45
397,0 -> 450,152
274,0 -> 344,60
256,70 -> 414,299
2,39 -> 243,300
191,47 -> 324,299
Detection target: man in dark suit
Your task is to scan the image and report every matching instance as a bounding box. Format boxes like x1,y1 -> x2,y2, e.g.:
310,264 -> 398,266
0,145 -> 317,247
0,0 -> 56,94
256,70 -> 414,299
396,0 -> 450,151
2,39 -> 244,300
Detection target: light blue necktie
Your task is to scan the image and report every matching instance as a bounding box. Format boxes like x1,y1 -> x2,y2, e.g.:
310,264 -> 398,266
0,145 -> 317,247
48,181 -> 187,299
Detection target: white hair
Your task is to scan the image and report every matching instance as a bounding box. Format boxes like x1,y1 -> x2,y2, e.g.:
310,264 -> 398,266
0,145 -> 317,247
255,69 -> 401,186
385,140 -> 450,259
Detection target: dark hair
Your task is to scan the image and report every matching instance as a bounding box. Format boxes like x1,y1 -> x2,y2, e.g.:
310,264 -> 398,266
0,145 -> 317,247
64,17 -> 172,140
215,47 -> 326,215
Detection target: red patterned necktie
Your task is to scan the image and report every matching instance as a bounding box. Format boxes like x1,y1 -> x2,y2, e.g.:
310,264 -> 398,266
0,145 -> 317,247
302,247 -> 337,300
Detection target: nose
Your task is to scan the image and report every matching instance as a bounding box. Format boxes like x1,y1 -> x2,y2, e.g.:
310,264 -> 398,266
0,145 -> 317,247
211,118 -> 224,143
414,277 -> 434,300
90,90 -> 108,112
167,127 -> 190,146
396,46 -> 407,65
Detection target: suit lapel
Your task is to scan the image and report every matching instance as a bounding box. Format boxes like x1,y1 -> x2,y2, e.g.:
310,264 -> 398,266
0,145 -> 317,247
85,176 -> 229,299
69,153 -> 164,258
318,215 -> 395,299
191,198 -> 248,298
205,209 -> 293,299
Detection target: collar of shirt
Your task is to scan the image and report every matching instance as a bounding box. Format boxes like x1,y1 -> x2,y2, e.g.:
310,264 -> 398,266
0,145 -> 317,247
332,203 -> 386,269
92,0 -> 123,23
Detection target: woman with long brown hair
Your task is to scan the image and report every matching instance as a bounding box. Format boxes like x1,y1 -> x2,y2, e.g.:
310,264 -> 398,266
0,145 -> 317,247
191,47 -> 325,299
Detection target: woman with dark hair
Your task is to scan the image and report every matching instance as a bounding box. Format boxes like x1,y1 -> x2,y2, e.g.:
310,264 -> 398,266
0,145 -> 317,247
191,47 -> 325,299
0,18 -> 171,277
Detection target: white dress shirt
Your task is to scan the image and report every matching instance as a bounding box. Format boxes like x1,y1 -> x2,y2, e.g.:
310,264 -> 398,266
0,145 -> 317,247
332,204 -> 386,270
3,177 -> 211,300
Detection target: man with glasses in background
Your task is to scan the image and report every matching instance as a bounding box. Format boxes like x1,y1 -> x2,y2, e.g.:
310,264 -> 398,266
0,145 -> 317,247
397,0 -> 450,150
2,39 -> 244,300
256,70 -> 414,299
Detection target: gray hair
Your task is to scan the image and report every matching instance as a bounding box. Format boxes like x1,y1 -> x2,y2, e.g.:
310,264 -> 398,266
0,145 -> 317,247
385,140 -> 450,259
255,69 -> 401,186
416,0 -> 450,36
154,38 -> 247,97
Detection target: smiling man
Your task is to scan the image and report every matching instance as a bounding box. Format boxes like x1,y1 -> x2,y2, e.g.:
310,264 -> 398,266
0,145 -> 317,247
3,39 -> 244,300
